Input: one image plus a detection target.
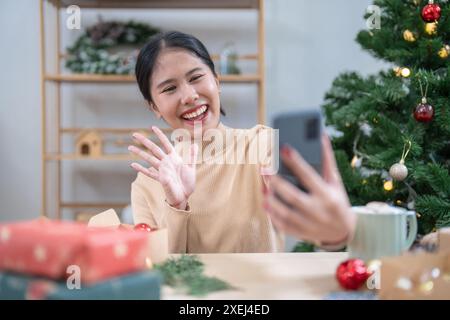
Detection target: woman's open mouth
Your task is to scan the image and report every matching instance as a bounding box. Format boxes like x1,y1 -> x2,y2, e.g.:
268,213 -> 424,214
180,105 -> 209,124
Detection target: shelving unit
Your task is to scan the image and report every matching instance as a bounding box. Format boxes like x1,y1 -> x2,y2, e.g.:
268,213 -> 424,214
40,0 -> 265,219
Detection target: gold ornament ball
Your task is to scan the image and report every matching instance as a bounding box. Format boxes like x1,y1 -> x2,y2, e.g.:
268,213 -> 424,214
389,162 -> 408,181
425,22 -> 437,35
438,46 -> 449,59
403,30 -> 416,42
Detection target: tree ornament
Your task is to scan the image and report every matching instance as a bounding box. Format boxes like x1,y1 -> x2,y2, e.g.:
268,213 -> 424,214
336,259 -> 370,290
383,179 -> 394,191
351,155 -> 362,168
438,45 -> 450,59
425,22 -> 437,35
403,30 -> 416,42
389,140 -> 412,181
421,0 -> 441,23
134,223 -> 155,232
414,98 -> 434,122
393,66 -> 411,78
414,77 -> 434,122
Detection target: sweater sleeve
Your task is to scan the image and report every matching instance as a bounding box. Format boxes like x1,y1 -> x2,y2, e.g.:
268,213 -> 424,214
131,175 -> 192,253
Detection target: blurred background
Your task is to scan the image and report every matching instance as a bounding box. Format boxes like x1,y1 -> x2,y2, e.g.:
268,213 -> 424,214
0,0 -> 385,225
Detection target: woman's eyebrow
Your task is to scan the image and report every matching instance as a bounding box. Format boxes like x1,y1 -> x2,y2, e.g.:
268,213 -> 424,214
156,67 -> 203,90
185,67 -> 202,77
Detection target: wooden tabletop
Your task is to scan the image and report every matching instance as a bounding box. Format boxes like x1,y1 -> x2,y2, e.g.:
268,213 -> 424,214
162,252 -> 348,300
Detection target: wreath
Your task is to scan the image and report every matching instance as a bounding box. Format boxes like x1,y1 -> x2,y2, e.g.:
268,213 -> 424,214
66,19 -> 160,74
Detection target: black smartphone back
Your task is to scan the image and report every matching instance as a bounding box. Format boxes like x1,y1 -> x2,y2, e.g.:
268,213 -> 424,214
272,110 -> 323,190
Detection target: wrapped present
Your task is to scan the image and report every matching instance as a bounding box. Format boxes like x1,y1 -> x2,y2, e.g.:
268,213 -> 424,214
0,270 -> 161,300
88,209 -> 169,265
380,252 -> 450,300
0,219 -> 149,284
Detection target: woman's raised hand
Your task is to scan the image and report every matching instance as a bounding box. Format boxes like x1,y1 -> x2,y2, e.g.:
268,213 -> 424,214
264,134 -> 356,247
128,126 -> 198,210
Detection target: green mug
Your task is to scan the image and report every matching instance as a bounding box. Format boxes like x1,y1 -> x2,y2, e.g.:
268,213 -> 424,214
348,204 -> 418,261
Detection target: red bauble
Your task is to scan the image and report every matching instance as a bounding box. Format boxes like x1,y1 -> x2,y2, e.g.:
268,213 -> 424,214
421,2 -> 441,22
134,223 -> 154,232
414,102 -> 434,122
336,259 -> 370,290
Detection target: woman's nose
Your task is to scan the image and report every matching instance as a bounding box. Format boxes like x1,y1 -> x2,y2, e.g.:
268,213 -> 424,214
180,85 -> 199,105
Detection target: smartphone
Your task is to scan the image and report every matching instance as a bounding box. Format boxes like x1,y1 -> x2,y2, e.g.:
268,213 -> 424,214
272,110 -> 323,191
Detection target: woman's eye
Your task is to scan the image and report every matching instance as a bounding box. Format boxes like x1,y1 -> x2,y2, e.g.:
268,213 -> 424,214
162,86 -> 176,93
190,74 -> 204,82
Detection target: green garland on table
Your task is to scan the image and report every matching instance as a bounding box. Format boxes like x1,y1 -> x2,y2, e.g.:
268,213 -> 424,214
154,255 -> 233,296
66,20 -> 160,74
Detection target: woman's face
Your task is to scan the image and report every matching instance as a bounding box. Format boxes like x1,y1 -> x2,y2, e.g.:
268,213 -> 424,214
149,48 -> 221,134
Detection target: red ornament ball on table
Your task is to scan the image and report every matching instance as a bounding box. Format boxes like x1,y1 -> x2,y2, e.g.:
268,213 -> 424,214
336,259 -> 370,290
421,2 -> 441,22
134,223 -> 155,232
414,101 -> 434,122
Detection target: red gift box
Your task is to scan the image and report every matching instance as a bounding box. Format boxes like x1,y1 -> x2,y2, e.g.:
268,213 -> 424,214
0,219 -> 149,284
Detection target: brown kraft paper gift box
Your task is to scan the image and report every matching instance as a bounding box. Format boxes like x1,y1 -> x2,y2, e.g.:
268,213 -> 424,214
379,227 -> 450,300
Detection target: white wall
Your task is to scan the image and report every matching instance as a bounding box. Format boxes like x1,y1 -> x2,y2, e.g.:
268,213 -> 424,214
0,0 -> 385,222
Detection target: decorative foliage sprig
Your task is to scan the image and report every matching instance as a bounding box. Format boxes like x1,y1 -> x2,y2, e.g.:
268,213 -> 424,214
154,255 -> 233,296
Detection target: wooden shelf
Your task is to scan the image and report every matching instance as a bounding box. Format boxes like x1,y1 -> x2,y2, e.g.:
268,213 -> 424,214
45,73 -> 261,83
57,0 -> 260,9
61,127 -> 172,134
45,153 -> 136,161
61,202 -> 128,208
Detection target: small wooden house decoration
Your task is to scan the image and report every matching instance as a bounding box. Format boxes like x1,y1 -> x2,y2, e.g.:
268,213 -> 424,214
76,130 -> 103,157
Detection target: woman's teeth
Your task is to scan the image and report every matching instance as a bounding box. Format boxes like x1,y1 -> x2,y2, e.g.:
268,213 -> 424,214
182,105 -> 208,120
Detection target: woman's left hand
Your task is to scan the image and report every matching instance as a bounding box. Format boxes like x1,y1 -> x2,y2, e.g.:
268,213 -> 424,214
263,134 -> 356,247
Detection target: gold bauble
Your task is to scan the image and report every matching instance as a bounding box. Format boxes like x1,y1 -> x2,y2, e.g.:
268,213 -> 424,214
403,30 -> 416,42
438,45 -> 449,59
425,22 -> 437,35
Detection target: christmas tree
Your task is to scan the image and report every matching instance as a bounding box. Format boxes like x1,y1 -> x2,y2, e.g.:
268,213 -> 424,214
322,0 -> 450,235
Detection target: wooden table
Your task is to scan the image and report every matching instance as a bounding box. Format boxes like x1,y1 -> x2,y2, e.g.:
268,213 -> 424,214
162,252 -> 348,300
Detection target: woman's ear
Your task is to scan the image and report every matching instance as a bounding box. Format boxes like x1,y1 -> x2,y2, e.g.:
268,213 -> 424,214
148,101 -> 161,119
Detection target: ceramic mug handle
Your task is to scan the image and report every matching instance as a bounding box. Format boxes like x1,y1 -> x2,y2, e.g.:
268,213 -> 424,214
403,211 -> 418,250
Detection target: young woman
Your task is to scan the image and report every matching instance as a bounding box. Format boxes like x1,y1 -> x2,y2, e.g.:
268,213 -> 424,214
128,31 -> 355,253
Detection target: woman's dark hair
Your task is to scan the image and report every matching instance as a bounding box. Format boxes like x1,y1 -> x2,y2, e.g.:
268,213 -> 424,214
135,31 -> 225,115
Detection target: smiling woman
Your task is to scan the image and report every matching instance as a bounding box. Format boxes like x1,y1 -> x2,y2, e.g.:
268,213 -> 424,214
128,31 -> 356,254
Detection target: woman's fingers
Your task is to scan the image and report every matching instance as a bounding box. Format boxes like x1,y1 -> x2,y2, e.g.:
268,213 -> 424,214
132,132 -> 165,160
128,145 -> 161,169
152,126 -> 174,154
321,133 -> 343,186
265,193 -> 316,240
280,145 -> 325,194
130,162 -> 159,180
269,175 -> 311,214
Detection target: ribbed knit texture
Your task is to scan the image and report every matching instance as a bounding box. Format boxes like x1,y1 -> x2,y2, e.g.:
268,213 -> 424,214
131,123 -> 284,253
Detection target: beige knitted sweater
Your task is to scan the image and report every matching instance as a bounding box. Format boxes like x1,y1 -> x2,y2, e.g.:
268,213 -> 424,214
131,123 -> 284,253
